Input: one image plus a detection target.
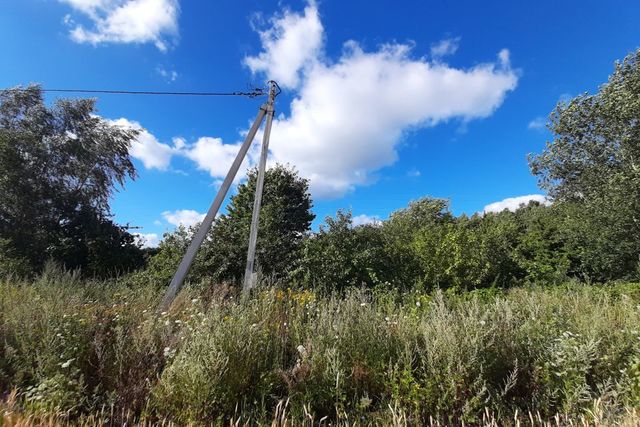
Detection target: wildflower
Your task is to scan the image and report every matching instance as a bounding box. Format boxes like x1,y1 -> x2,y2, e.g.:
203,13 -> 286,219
297,345 -> 306,357
360,302 -> 367,307
416,300 -> 421,307
359,396 -> 372,409
61,358 -> 75,368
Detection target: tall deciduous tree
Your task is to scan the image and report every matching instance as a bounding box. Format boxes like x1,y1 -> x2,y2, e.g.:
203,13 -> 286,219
529,49 -> 640,279
0,85 -> 144,275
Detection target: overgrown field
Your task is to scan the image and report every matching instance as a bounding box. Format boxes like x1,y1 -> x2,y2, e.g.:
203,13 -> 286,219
1,269 -> 639,425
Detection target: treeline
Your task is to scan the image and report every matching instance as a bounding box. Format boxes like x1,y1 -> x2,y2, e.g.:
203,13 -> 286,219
144,179 -> 638,293
144,49 -> 640,291
1,49 -> 639,289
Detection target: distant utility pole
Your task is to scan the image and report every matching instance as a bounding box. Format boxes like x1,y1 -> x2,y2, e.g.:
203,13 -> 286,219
160,81 -> 279,310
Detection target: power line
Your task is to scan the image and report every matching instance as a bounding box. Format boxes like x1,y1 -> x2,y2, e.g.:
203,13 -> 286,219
2,87 -> 267,98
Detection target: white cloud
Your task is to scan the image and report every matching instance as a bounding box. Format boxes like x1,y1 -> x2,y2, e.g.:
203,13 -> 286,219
109,118 -> 254,179
162,209 -> 205,227
182,136 -> 259,180
430,36 -> 461,59
528,116 -> 546,131
483,194 -> 550,214
352,214 -> 381,226
407,168 -> 421,178
157,66 -> 178,82
243,2 -> 323,89
59,0 -> 179,51
246,3 -> 518,198
109,118 -> 176,170
134,232 -> 160,248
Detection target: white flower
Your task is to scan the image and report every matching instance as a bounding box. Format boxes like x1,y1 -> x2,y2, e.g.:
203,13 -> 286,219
416,301 -> 421,307
163,347 -> 172,357
296,344 -> 307,358
360,302 -> 367,307
61,358 -> 75,368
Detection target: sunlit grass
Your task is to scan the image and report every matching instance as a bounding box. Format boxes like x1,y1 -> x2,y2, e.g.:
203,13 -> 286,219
1,267 -> 639,425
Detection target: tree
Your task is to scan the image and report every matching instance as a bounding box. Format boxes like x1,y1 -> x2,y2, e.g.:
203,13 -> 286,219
0,85 -> 144,276
294,210 -> 396,291
381,197 -> 454,288
194,164 -> 315,284
529,49 -> 640,280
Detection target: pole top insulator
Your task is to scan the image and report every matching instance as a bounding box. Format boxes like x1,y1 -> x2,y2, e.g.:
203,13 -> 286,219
267,80 -> 281,101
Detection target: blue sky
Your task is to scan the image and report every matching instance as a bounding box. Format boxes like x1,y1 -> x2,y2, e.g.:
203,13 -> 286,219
2,0 -> 639,246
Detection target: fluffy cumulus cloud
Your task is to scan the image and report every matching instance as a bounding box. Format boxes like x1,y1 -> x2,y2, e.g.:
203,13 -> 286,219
483,194 -> 550,214
59,0 -> 179,51
162,209 -> 205,227
109,118 -> 257,181
244,2 -> 519,198
243,2 -> 323,89
109,118 -> 177,170
181,137 -> 259,181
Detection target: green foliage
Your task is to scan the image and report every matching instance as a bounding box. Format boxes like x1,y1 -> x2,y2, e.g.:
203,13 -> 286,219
148,165 -> 314,286
0,85 -> 144,277
2,275 -> 640,424
529,48 -> 640,281
295,198 -> 574,292
294,210 -> 395,290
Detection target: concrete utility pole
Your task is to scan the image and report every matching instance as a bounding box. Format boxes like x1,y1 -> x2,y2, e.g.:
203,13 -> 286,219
242,82 -> 276,293
160,81 -> 279,310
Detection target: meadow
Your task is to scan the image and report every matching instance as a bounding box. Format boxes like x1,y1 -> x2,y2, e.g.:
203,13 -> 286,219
2,265 -> 640,425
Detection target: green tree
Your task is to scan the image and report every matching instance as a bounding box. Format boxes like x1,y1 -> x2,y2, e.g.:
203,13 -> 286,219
382,198 -> 454,288
194,164 -> 315,284
0,85 -> 144,276
510,203 -> 571,284
529,49 -> 640,280
294,210 -> 395,291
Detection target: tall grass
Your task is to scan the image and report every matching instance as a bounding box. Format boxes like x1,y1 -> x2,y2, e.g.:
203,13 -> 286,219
1,268 -> 639,425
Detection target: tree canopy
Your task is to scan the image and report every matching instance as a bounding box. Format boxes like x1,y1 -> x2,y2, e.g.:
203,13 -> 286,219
0,85 -> 144,275
530,49 -> 640,280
